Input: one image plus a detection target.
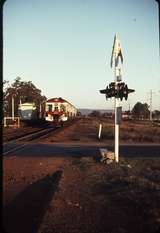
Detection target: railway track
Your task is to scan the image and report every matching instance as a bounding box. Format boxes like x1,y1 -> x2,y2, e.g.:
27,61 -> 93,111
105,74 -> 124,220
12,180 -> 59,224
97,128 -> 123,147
3,118 -> 80,156
3,121 -> 52,142
3,127 -> 55,156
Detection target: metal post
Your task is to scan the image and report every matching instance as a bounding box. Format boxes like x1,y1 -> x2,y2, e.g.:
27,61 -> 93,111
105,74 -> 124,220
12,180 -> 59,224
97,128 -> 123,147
115,98 -> 119,162
98,123 -> 102,139
99,34 -> 128,163
12,96 -> 14,120
114,67 -> 119,163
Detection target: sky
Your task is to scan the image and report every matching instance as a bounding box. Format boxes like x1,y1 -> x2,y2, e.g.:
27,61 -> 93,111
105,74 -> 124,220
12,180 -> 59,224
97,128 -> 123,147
3,0 -> 160,111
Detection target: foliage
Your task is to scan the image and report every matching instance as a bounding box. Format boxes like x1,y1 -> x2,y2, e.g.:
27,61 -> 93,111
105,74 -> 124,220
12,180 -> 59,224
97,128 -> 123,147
77,111 -> 82,116
3,77 -> 47,117
153,110 -> 160,120
132,102 -> 150,119
88,110 -> 101,117
101,112 -> 113,118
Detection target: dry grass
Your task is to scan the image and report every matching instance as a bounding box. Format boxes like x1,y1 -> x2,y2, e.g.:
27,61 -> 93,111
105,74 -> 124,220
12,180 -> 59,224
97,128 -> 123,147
96,117 -> 160,143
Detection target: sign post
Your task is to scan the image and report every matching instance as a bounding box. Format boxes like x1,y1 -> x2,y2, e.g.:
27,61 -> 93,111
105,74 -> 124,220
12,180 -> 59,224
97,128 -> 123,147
100,34 -> 135,163
115,98 -> 120,162
112,35 -> 123,163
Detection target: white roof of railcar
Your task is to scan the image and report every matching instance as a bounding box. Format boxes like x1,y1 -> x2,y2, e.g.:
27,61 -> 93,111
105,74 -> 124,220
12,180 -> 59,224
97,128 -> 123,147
46,97 -> 76,109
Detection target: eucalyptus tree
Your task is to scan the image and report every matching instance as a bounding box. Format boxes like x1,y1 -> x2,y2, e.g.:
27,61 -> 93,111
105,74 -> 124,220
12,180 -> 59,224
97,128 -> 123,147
3,77 -> 46,117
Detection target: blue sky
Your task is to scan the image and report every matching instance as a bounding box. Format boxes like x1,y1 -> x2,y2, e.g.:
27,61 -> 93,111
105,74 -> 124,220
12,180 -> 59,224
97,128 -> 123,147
3,0 -> 160,110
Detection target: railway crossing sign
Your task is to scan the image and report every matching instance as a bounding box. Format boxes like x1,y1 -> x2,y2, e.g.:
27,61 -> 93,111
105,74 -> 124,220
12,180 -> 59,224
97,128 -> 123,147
100,82 -> 135,101
100,34 -> 135,163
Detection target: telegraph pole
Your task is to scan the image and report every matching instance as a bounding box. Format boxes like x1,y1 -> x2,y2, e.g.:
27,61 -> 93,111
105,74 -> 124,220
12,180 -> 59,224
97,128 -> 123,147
150,90 -> 153,121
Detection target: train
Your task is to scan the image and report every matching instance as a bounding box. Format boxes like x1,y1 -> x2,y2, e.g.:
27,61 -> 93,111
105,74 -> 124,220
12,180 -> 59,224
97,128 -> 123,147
18,97 -> 77,125
45,97 -> 77,125
18,102 -> 38,120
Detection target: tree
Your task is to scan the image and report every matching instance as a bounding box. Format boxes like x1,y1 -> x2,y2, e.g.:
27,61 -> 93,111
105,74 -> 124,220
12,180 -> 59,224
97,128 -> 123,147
132,102 -> 149,119
3,79 -> 10,115
153,110 -> 160,120
3,77 -> 47,117
77,111 -> 82,116
88,110 -> 101,117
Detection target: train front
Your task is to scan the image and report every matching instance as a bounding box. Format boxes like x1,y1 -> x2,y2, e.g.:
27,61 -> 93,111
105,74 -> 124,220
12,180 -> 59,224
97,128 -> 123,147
18,102 -> 37,120
45,98 -> 68,126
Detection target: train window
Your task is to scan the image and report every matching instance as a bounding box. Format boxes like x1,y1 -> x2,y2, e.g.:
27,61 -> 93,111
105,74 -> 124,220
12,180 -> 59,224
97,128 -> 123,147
60,104 -> 66,112
48,105 -> 52,111
54,106 -> 58,111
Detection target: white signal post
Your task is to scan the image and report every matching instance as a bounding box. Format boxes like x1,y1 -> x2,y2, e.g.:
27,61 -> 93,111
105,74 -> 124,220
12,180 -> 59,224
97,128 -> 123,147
114,68 -> 121,163
115,105 -> 119,162
111,34 -> 123,163
100,34 -> 134,163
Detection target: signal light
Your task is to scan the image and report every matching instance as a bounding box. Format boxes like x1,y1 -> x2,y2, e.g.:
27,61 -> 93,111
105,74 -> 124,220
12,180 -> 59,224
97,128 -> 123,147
100,82 -> 135,101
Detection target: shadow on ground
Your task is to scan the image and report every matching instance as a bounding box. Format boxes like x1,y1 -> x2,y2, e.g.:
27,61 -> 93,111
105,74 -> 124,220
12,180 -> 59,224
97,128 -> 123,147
3,170 -> 62,233
5,143 -> 160,158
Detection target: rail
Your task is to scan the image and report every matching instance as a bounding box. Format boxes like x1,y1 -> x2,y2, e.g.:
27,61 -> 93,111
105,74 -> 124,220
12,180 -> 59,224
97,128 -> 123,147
3,118 -> 81,155
3,127 -> 55,156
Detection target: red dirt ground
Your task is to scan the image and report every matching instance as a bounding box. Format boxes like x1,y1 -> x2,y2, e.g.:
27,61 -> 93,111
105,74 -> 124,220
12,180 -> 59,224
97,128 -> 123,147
3,117 -> 160,233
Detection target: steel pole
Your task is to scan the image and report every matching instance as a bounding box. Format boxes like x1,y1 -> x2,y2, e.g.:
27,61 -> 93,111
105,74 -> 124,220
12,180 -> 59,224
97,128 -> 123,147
115,88 -> 119,162
114,67 -> 119,163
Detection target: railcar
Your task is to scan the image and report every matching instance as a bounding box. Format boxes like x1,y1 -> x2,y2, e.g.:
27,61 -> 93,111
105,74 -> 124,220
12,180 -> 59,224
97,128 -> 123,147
18,102 -> 38,120
45,97 -> 77,125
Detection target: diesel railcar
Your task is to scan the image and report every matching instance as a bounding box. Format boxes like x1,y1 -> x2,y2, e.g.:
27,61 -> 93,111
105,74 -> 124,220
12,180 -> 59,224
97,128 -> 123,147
18,102 -> 38,120
45,97 -> 77,125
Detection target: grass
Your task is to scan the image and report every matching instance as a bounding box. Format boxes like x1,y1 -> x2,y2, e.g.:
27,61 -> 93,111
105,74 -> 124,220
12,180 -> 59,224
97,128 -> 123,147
93,117 -> 160,143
